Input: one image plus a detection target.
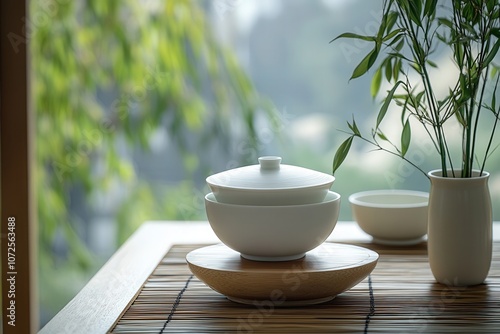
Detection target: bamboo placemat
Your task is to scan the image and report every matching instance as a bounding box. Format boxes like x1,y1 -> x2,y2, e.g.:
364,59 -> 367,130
109,241 -> 500,333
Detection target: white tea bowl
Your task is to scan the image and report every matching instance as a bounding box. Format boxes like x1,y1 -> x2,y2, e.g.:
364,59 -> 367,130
205,191 -> 341,261
349,190 -> 429,245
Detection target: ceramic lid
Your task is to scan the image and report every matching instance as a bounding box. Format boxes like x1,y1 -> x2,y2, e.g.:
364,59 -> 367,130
206,156 -> 334,190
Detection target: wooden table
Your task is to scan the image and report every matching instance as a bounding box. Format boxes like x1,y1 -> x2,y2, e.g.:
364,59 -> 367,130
39,221 -> 500,334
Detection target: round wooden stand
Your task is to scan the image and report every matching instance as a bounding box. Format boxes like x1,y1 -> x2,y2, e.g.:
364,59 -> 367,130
186,243 -> 378,306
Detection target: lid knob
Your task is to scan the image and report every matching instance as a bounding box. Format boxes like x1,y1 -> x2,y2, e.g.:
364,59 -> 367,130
258,156 -> 282,170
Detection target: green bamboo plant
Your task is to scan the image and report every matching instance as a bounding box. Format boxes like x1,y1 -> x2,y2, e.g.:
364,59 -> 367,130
332,0 -> 500,178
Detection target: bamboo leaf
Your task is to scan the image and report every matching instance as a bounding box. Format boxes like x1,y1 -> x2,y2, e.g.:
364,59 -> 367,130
461,2 -> 475,23
371,67 -> 383,98
483,38 -> 500,68
389,52 -> 411,62
350,46 -> 379,79
438,18 -> 453,29
492,92 -> 496,113
411,62 -> 422,74
486,0 -> 495,12
427,59 -> 438,68
423,0 -> 437,17
376,81 -> 403,129
415,91 -> 425,107
383,29 -> 405,42
347,117 -> 361,136
332,136 -> 353,174
376,130 -> 388,141
394,38 -> 405,51
492,66 -> 499,79
401,118 -> 411,156
386,11 -> 399,33
459,72 -> 467,93
388,34 -> 404,51
436,32 -> 448,43
408,0 -> 423,25
330,32 -> 376,43
385,58 -> 393,81
454,42 -> 464,68
492,8 -> 500,20
393,58 -> 402,81
455,105 -> 466,126
490,75 -> 498,113
491,28 -> 500,39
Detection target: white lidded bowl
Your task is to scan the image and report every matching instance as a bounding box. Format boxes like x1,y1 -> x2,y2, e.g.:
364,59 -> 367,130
205,191 -> 341,261
206,156 -> 335,206
349,190 -> 429,246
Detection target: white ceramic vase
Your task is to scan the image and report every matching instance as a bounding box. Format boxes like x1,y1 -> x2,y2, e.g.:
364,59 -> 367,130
427,169 -> 492,286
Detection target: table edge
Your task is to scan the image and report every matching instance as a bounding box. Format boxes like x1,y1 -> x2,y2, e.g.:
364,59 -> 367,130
38,221 -> 179,334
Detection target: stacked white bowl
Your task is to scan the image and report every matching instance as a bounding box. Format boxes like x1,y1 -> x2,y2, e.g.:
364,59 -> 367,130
205,156 -> 341,261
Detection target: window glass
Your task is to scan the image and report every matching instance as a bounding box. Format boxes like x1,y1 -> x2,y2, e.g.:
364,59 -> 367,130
35,0 -> 500,327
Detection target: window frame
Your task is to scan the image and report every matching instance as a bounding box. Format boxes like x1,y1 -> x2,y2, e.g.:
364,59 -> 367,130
1,1 -> 37,333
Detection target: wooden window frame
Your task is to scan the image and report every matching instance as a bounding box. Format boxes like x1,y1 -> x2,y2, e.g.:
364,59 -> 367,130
1,1 -> 38,333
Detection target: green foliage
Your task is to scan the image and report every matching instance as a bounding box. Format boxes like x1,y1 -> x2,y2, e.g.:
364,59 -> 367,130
31,0 -> 270,320
331,0 -> 500,178
115,180 -> 208,244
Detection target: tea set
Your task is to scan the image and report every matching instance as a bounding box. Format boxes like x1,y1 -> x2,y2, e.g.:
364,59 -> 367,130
186,156 -> 428,305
